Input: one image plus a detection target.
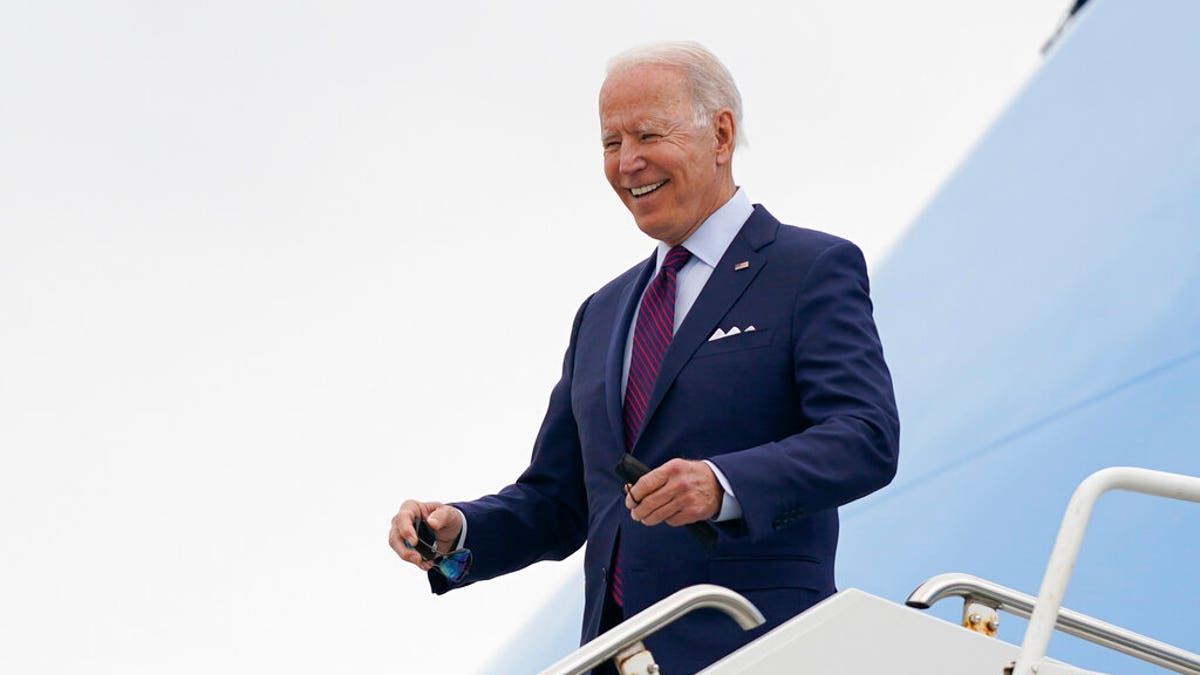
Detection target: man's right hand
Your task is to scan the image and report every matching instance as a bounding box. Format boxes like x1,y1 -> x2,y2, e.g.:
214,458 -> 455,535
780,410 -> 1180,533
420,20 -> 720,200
388,500 -> 464,571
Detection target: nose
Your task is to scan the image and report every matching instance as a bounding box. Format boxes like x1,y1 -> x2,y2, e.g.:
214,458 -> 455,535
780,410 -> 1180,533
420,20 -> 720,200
618,140 -> 646,175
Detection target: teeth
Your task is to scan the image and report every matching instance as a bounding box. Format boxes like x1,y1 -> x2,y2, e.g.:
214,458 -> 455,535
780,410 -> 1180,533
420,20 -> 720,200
631,181 -> 665,197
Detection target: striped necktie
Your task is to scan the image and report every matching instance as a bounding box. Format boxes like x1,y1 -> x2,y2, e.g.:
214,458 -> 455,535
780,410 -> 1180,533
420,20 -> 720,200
612,244 -> 692,607
622,245 -> 693,450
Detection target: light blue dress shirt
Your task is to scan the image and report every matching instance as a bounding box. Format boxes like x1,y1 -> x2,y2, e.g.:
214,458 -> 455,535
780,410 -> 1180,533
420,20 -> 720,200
620,187 -> 753,521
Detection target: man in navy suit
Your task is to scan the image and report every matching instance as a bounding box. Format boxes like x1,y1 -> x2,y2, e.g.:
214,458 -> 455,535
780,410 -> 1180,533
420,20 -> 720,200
389,42 -> 899,673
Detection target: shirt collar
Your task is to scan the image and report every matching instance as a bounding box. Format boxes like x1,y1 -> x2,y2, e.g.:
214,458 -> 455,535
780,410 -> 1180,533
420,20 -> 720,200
654,187 -> 753,270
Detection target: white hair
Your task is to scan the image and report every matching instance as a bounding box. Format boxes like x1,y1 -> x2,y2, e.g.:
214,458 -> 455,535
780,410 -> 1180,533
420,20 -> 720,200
607,41 -> 746,148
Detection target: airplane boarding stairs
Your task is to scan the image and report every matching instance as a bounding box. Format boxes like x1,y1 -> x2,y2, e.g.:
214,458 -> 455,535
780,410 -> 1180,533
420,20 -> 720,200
538,468 -> 1200,675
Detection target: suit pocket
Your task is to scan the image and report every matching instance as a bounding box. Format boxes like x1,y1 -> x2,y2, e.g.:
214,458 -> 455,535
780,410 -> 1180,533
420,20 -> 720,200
692,328 -> 774,359
709,555 -> 823,592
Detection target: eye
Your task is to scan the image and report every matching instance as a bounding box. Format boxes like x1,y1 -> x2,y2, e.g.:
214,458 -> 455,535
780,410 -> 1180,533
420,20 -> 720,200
640,133 -> 661,142
603,140 -> 620,152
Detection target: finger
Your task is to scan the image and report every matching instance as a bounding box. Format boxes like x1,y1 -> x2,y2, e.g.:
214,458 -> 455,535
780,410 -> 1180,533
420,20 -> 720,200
630,469 -> 669,501
426,505 -> 463,551
624,484 -> 640,510
426,504 -> 456,533
631,475 -> 678,523
639,499 -> 683,527
665,513 -> 691,527
628,467 -> 672,519
389,526 -> 426,566
390,514 -> 416,553
665,502 -> 707,527
392,529 -> 439,571
392,500 -> 428,545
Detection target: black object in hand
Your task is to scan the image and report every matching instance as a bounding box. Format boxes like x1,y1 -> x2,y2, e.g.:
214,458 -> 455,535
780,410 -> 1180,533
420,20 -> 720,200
403,518 -> 473,581
615,453 -> 717,550
406,518 -> 440,562
615,452 -> 653,486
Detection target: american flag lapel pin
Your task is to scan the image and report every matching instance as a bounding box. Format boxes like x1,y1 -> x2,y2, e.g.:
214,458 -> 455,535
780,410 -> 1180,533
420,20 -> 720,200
734,261 -> 750,271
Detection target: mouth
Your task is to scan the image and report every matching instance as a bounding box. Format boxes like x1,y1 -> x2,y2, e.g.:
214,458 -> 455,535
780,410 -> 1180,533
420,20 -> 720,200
629,180 -> 667,198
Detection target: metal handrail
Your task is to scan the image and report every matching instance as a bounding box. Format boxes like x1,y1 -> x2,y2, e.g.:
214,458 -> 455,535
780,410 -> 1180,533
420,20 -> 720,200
1011,467 -> 1200,675
908,572 -> 1200,674
538,584 -> 765,675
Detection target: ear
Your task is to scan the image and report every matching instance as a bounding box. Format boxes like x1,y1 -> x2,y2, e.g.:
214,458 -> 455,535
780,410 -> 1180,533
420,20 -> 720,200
713,109 -> 736,164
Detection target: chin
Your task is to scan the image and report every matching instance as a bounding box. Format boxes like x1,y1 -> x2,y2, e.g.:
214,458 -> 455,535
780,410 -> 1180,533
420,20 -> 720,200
634,220 -> 672,242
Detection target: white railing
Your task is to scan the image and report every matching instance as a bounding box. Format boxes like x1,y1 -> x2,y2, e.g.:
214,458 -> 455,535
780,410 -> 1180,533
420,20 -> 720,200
908,572 -> 1200,673
537,584 -> 764,675
1011,467 -> 1200,675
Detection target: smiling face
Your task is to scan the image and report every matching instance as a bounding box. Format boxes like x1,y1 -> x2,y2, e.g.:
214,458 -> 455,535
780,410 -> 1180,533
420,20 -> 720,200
599,64 -> 736,246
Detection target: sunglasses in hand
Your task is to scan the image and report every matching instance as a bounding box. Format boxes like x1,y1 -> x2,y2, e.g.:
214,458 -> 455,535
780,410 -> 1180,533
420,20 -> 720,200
404,518 -> 472,582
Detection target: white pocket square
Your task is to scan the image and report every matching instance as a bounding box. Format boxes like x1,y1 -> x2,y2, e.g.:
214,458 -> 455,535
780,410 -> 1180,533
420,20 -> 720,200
708,325 -> 756,342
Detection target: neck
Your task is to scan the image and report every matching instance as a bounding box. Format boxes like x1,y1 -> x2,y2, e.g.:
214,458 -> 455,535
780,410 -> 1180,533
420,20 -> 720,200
663,179 -> 737,247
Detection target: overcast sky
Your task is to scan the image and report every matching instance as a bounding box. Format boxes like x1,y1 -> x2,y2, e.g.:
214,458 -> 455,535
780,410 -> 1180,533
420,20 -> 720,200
1,2 -> 1071,672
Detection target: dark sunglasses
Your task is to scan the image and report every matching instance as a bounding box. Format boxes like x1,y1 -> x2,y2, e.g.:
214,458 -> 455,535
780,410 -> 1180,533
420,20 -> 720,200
403,518 -> 473,582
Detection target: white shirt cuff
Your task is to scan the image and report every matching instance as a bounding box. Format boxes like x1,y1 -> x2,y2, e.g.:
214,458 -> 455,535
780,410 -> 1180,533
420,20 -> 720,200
703,460 -> 743,521
451,507 -> 467,551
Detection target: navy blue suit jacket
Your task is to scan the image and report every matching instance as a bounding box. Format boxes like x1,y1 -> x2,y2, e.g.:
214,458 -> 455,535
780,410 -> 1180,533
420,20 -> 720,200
434,205 -> 899,673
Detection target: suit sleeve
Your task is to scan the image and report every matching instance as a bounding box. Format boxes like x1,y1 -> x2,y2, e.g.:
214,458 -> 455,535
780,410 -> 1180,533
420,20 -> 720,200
430,296 -> 592,593
707,241 -> 899,542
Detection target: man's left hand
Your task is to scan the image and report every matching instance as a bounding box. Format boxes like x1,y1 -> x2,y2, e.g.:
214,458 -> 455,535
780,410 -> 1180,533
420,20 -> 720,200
625,458 -> 722,526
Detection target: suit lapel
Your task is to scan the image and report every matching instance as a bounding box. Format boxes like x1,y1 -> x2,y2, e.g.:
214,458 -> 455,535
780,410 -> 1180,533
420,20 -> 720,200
606,253 -> 656,452
632,206 -> 780,452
